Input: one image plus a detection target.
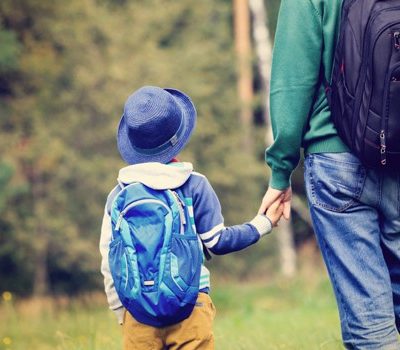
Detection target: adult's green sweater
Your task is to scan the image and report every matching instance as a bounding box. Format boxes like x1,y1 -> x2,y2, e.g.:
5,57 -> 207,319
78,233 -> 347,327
266,0 -> 348,190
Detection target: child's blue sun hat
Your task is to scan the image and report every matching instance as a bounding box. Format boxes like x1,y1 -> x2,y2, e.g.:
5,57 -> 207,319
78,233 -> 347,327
117,86 -> 197,164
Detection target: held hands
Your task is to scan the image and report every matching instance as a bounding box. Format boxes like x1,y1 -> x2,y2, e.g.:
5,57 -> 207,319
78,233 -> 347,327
265,197 -> 284,226
258,186 -> 292,226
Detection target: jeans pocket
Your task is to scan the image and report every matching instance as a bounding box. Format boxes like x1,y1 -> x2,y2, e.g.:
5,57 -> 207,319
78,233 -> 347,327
305,153 -> 366,212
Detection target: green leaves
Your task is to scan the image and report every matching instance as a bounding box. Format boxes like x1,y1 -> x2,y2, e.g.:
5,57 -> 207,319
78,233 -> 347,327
0,0 -> 284,295
0,29 -> 21,73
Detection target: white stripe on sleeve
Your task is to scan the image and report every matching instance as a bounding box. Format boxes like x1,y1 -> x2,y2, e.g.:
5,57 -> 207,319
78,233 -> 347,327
204,234 -> 221,249
199,223 -> 225,241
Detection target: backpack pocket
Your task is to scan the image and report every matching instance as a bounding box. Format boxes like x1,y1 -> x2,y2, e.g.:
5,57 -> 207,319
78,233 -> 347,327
165,234 -> 202,300
109,238 -> 139,294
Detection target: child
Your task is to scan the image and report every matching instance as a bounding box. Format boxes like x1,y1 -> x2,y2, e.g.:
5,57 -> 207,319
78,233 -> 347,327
99,86 -> 283,350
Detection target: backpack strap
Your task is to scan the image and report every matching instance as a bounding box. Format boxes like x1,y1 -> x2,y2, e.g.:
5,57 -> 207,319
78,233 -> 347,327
203,244 -> 212,261
172,187 -> 212,261
117,179 -> 125,188
322,0 -> 356,105
106,184 -> 122,216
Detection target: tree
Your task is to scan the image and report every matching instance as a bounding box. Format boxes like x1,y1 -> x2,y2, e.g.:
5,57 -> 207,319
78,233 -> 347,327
233,0 -> 253,151
249,0 -> 296,278
0,0 -> 271,295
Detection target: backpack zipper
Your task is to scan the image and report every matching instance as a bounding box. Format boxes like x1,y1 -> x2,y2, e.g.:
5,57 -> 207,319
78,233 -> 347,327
381,62 -> 400,167
394,31 -> 400,50
123,254 -> 129,290
169,191 -> 186,234
115,199 -> 171,231
380,130 -> 387,165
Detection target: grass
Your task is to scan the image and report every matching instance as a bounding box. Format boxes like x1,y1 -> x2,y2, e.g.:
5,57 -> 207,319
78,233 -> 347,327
212,277 -> 342,349
0,275 -> 343,350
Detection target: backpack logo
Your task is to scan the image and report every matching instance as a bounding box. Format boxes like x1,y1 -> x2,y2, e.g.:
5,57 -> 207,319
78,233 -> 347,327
109,183 -> 202,327
327,0 -> 400,169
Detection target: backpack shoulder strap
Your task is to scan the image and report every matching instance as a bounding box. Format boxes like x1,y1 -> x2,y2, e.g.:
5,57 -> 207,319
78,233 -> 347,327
172,186 -> 212,261
106,184 -> 123,216
203,245 -> 212,261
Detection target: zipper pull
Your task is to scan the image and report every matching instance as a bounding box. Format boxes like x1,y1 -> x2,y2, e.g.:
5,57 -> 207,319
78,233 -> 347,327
173,192 -> 185,208
380,130 -> 387,166
115,214 -> 123,231
394,31 -> 400,50
170,191 -> 186,233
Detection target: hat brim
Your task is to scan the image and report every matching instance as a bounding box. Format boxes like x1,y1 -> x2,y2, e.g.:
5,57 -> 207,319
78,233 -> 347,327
117,88 -> 197,165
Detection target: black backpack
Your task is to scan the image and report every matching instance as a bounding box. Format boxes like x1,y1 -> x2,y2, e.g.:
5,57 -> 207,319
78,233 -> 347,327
327,0 -> 400,169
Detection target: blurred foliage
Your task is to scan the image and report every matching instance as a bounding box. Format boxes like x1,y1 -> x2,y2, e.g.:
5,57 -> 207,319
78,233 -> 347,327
0,0 -> 316,297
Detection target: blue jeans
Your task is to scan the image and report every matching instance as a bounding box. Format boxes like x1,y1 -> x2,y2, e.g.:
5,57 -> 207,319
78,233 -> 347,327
304,152 -> 400,350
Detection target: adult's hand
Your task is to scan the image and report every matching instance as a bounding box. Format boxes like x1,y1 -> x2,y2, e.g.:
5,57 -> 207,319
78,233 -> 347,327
258,186 -> 292,220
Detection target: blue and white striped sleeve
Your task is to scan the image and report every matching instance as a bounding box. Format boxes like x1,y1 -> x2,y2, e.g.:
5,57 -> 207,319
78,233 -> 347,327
192,176 -> 272,255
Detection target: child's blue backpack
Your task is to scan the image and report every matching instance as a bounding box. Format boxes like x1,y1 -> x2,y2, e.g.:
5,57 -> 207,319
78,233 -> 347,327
109,182 -> 203,327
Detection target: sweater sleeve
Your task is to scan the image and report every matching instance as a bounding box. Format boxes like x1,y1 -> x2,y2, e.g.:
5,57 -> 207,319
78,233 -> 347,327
192,176 -> 272,255
266,0 -> 323,190
99,189 -> 125,324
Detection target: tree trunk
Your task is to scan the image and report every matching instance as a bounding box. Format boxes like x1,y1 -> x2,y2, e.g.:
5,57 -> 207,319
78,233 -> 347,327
33,240 -> 49,296
277,219 -> 297,278
31,171 -> 49,296
249,0 -> 297,277
234,0 -> 253,151
248,0 -> 272,128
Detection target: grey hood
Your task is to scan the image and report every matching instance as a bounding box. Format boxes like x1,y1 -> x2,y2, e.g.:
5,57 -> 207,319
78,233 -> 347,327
118,162 -> 193,190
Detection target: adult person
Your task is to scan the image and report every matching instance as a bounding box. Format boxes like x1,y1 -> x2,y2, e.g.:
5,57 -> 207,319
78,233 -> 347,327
258,1 -> 400,349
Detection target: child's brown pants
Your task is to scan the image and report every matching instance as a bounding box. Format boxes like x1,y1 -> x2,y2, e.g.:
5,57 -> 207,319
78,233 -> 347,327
122,293 -> 216,350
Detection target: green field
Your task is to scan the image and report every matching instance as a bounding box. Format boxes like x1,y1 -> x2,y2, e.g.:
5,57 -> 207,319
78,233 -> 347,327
0,276 -> 343,350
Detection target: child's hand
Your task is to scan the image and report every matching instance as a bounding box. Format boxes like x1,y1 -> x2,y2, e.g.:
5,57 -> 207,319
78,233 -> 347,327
266,197 -> 284,227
